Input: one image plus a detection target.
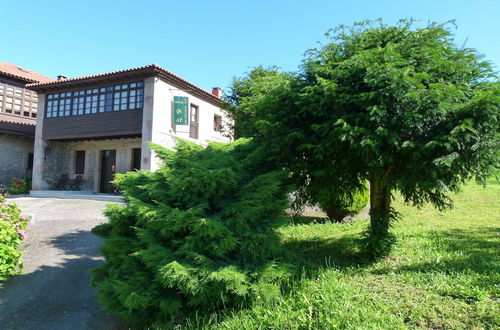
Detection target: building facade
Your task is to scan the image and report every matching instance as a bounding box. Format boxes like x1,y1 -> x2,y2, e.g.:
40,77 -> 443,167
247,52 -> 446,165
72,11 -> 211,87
28,64 -> 230,194
0,63 -> 53,186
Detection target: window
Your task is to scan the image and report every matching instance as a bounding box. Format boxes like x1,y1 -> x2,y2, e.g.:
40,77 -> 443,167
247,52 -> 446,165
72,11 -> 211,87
99,87 -> 113,112
131,148 -> 141,171
58,98 -> 71,116
72,96 -> 84,115
0,82 -> 36,117
45,81 -> 144,118
75,150 -> 85,174
27,153 -> 34,171
214,114 -> 222,132
189,104 -> 199,139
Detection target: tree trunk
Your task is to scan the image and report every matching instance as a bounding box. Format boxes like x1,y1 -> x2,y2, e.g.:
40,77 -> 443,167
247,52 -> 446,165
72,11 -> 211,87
369,177 -> 392,235
365,175 -> 394,259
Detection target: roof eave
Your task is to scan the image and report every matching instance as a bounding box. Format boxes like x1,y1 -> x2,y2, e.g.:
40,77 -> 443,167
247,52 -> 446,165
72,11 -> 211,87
0,71 -> 39,84
27,64 -> 223,107
27,66 -> 156,93
151,67 -> 222,107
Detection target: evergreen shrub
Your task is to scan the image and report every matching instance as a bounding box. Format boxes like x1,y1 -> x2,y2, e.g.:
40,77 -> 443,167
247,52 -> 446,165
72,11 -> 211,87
92,139 -> 294,327
313,182 -> 369,221
0,196 -> 29,279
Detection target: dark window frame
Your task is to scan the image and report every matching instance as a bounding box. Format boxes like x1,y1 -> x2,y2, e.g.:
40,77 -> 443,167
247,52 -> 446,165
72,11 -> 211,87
131,148 -> 141,171
214,114 -> 222,132
27,153 -> 34,171
0,80 -> 38,119
45,81 -> 144,118
75,150 -> 86,174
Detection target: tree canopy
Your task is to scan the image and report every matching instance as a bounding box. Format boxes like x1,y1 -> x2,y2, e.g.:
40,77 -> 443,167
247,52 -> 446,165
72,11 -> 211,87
225,66 -> 291,139
224,20 -> 499,257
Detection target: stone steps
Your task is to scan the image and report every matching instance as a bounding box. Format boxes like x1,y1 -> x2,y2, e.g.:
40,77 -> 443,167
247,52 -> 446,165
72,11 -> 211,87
29,190 -> 123,202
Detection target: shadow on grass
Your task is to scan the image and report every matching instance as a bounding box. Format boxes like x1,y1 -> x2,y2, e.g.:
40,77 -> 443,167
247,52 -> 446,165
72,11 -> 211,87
374,227 -> 499,291
281,220 -> 499,278
177,219 -> 499,327
289,215 -> 330,225
283,231 -> 371,270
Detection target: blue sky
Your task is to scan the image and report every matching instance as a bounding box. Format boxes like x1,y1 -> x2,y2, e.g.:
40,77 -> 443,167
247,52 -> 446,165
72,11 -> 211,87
3,0 -> 499,92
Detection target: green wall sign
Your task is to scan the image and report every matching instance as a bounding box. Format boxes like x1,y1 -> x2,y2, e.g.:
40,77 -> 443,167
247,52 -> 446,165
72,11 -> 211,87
173,96 -> 189,125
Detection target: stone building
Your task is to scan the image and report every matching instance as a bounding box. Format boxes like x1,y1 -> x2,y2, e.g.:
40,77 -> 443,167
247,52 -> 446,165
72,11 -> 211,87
0,63 -> 53,187
28,64 -> 231,194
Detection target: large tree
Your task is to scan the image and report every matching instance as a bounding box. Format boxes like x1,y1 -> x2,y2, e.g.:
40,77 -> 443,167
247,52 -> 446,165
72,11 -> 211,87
226,20 -> 499,258
224,66 -> 291,139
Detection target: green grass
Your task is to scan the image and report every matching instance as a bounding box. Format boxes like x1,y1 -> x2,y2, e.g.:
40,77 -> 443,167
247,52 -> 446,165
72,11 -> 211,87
179,182 -> 499,329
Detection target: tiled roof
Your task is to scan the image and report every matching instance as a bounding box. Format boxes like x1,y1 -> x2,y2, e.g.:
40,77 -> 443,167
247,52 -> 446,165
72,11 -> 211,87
0,113 -> 36,137
27,64 -> 222,106
0,62 -> 54,83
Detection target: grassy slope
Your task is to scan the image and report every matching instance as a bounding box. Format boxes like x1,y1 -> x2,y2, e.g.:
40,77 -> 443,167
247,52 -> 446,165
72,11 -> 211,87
182,182 -> 499,329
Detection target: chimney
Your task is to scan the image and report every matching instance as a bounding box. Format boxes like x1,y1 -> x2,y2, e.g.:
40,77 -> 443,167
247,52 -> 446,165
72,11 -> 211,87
211,87 -> 222,98
57,75 -> 67,81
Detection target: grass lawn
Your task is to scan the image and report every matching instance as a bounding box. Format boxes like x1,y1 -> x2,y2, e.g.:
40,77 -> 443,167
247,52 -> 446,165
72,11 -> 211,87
181,181 -> 499,329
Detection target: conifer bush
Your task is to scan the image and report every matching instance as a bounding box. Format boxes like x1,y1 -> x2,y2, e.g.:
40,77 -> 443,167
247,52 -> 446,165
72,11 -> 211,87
92,139 -> 294,327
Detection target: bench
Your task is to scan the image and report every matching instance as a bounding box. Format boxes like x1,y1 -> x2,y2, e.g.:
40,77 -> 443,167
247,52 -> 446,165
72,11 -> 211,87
69,175 -> 83,191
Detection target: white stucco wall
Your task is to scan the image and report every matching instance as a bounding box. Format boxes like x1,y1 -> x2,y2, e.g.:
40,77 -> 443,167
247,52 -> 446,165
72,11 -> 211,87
140,77 -> 156,171
144,78 -> 231,171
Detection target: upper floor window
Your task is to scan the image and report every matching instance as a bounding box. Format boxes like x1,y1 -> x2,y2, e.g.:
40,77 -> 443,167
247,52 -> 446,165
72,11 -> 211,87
189,104 -> 199,139
0,82 -> 38,118
214,114 -> 222,132
45,81 -> 144,118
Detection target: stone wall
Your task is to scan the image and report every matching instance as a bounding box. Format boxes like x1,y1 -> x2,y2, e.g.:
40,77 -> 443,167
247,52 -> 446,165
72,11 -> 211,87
38,138 -> 141,193
0,134 -> 34,186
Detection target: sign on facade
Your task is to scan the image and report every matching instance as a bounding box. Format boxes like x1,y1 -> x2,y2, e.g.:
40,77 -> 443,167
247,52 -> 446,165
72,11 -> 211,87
173,96 -> 189,125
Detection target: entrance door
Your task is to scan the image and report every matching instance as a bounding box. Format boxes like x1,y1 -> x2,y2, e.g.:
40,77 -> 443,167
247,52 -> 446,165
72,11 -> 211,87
100,150 -> 116,193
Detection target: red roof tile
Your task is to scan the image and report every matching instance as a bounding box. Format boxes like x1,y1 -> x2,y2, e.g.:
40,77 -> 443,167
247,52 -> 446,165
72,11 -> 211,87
0,113 -> 36,137
27,64 -> 222,106
0,62 -> 54,83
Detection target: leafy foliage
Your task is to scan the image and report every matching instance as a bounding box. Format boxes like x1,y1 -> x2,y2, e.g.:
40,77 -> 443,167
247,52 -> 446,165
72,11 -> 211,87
0,184 -> 8,197
8,176 -> 31,195
311,181 -> 369,221
92,139 -> 295,328
224,66 -> 292,139
225,19 -> 500,259
0,196 -> 29,279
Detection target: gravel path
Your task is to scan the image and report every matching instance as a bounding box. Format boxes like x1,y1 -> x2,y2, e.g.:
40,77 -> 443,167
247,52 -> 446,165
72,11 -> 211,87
0,197 -> 124,330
